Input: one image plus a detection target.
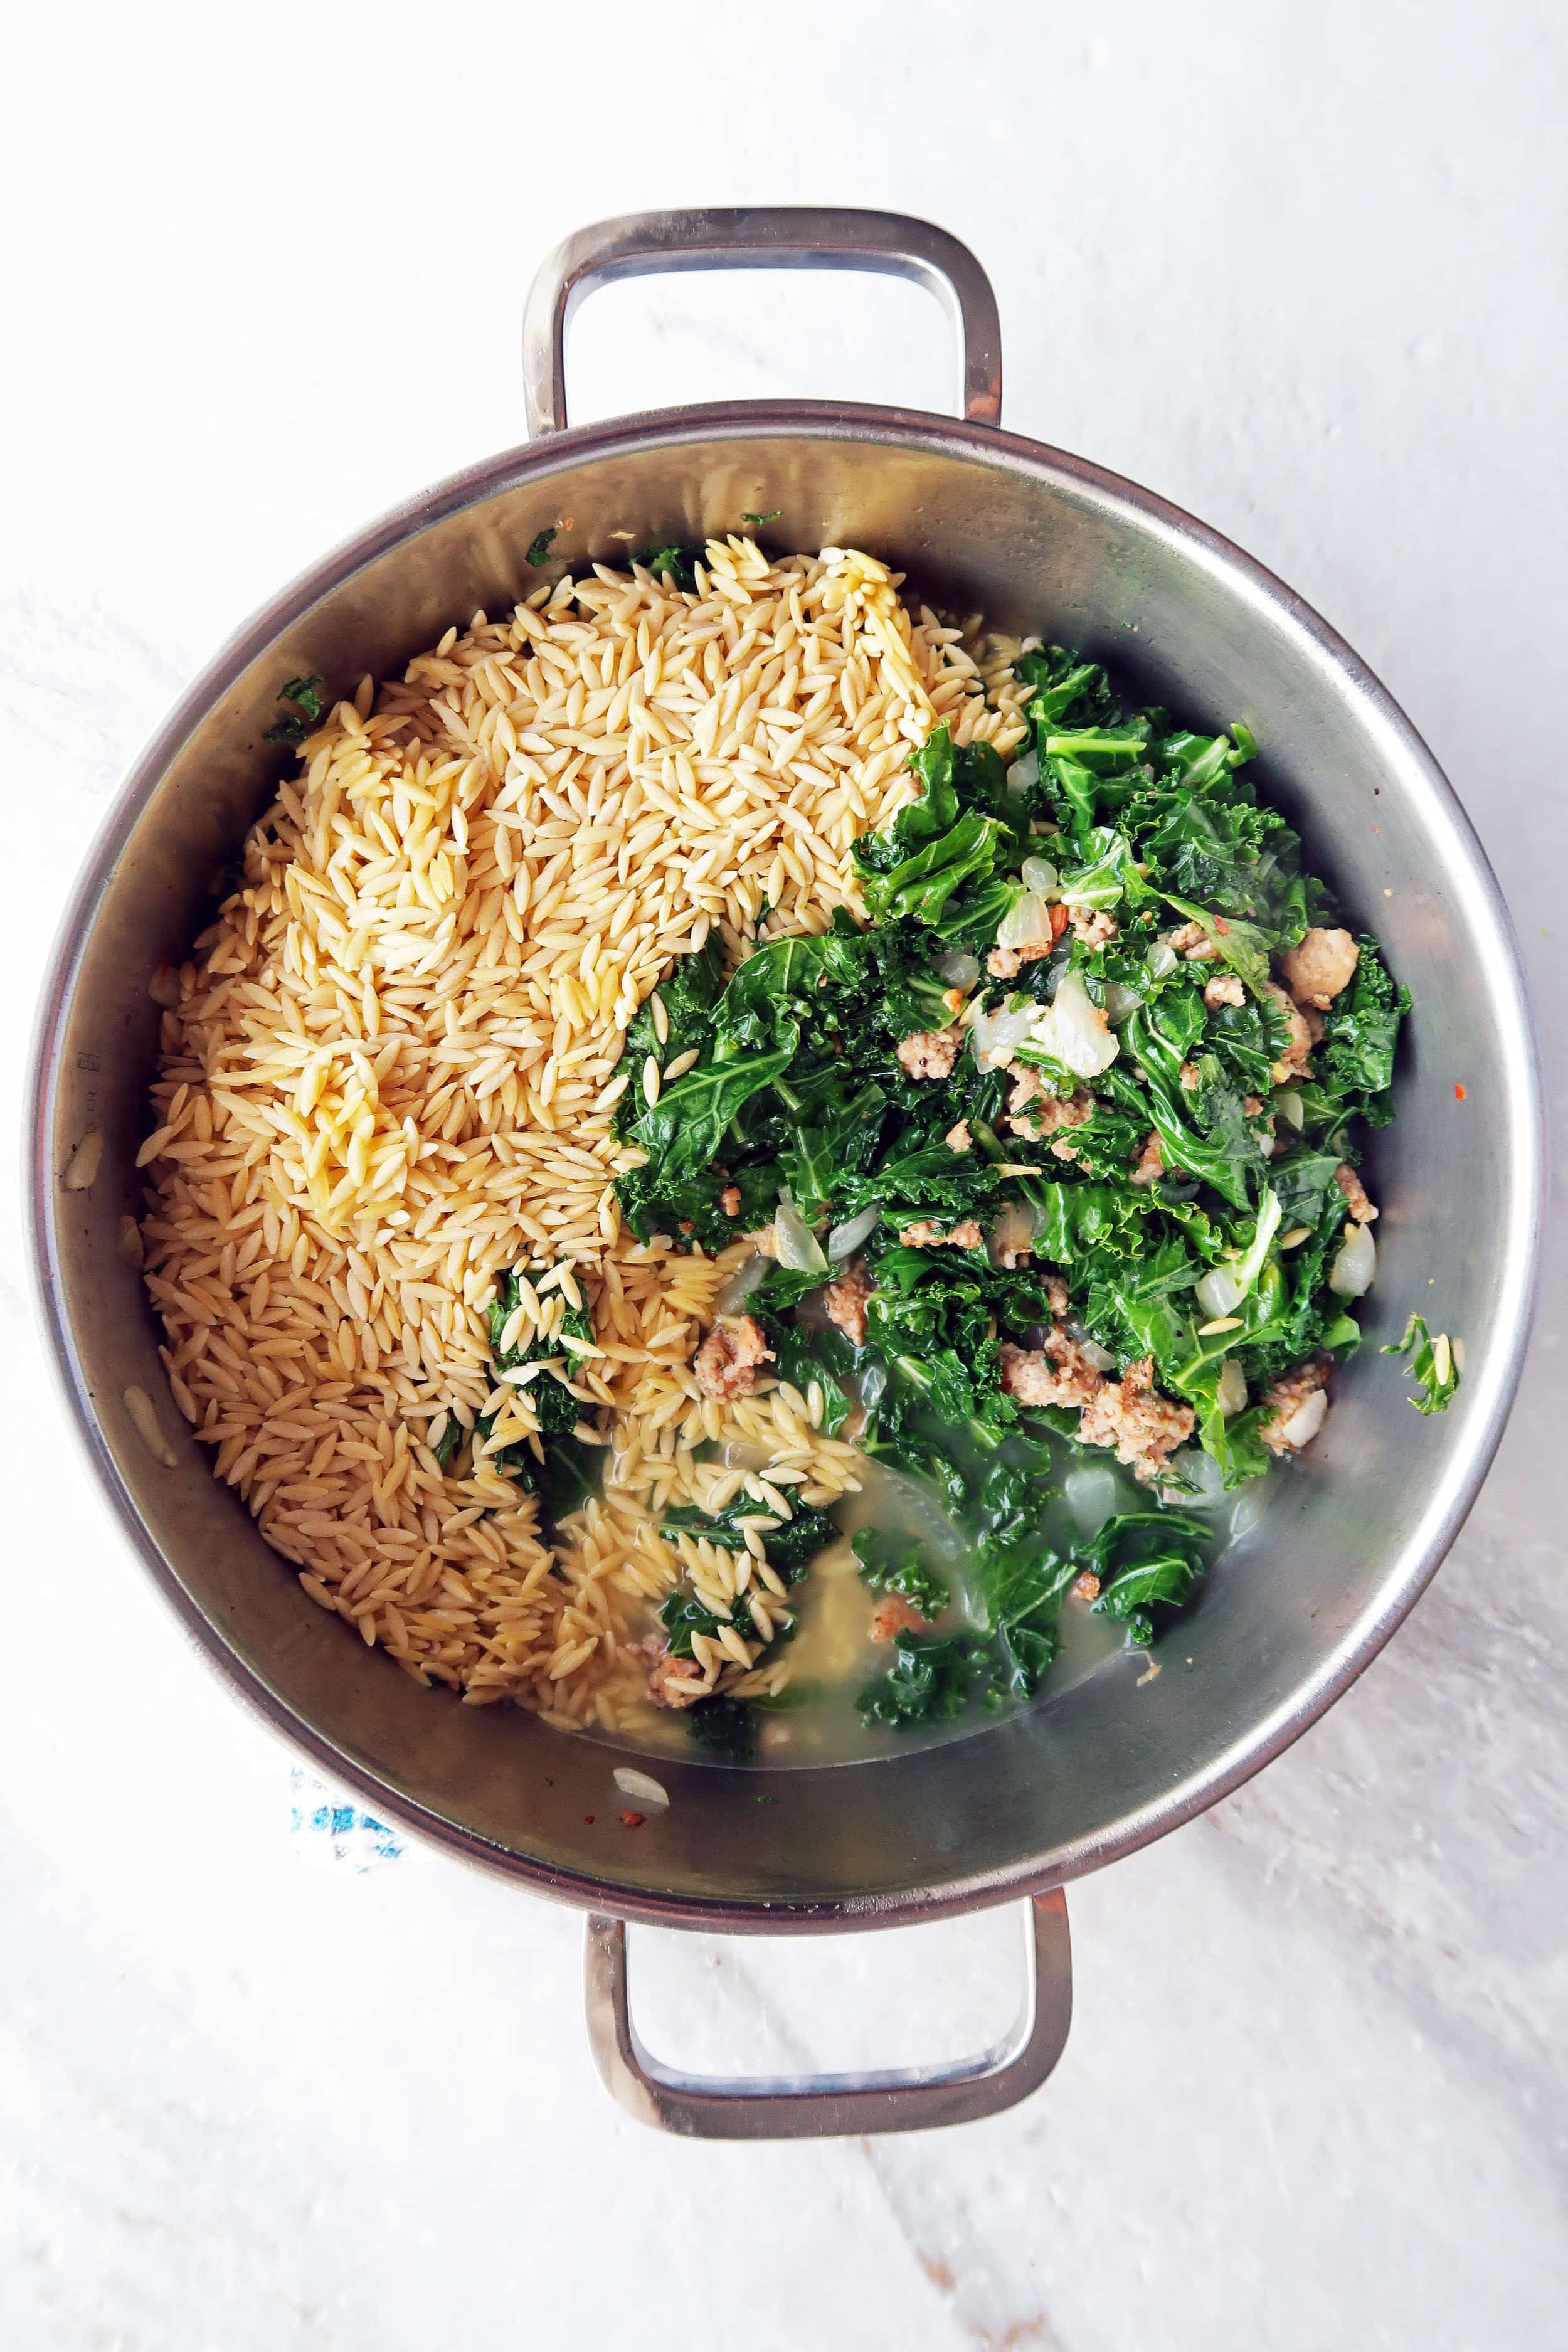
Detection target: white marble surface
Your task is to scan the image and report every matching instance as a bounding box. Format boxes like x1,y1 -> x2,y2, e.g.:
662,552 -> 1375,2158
3,4 -> 1565,2344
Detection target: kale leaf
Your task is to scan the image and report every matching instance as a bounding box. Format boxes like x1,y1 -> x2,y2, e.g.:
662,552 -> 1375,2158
635,542 -> 699,589
263,673 -> 327,743
1381,1314 -> 1460,1416
1318,937 -> 1410,1098
854,1527 -> 950,1619
662,1498 -> 837,1582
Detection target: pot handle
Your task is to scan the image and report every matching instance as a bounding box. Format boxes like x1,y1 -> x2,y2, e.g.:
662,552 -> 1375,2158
582,1889 -> 1070,2140
522,206 -> 1003,439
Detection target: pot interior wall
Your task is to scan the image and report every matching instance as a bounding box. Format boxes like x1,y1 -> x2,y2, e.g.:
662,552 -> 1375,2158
35,410 -> 1534,1922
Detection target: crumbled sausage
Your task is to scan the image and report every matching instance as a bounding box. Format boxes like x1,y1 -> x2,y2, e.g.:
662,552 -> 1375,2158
719,1185 -> 742,1216
941,987 -> 965,1015
869,1594 -> 932,1643
1130,1129 -> 1165,1188
694,1313 -> 774,1399
1334,1163 -> 1377,1222
1259,1358 -> 1332,1454
1169,921 -> 1220,961
988,938 -> 1047,980
1069,906 -> 1119,949
1203,972 -> 1246,1009
898,1218 -> 984,1251
999,1332 -> 1106,1413
1007,1070 -> 1094,1143
644,1637 -> 706,1710
823,1257 -> 874,1347
1264,982 -> 1316,1082
895,1024 -> 963,1080
1280,927 -> 1359,1012
1078,1355 -> 1196,1484
743,1222 -> 777,1257
945,1119 -> 973,1153
1069,1570 -> 1101,1602
1179,1061 -> 1200,1091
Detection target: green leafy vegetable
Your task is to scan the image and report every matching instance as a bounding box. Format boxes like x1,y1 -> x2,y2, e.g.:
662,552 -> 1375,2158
263,674 -> 326,743
601,617 -> 1412,1748
476,1264 -> 595,1483
1318,938 -> 1411,1100
1381,1314 -> 1460,1416
662,1498 -> 837,1582
854,1527 -> 950,1619
635,542 -> 698,590
857,1632 -> 980,1727
525,527 -> 558,566
686,1697 -> 756,1758
741,509 -> 781,526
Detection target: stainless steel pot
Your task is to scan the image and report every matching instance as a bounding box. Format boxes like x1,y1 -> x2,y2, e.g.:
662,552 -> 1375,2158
28,209 -> 1544,2139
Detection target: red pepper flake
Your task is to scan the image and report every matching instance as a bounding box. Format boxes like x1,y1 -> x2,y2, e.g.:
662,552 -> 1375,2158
619,1809 -> 645,1829
1454,1083 -> 1466,1101
583,1815 -> 595,1825
1214,916 -> 1231,933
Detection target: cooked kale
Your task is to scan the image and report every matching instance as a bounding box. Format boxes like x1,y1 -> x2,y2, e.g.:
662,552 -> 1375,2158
857,1631 -> 981,1728
854,1494 -> 1209,1723
475,1264 -> 595,1484
1381,1313 -> 1460,1416
854,1527 -> 950,1619
524,527 -> 558,566
685,1697 -> 756,1757
662,1498 -> 837,1582
442,623 -> 1425,1745
263,672 -> 326,743
634,542 -> 699,590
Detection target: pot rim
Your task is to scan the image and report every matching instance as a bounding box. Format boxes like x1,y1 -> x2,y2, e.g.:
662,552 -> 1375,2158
27,396 -> 1547,1932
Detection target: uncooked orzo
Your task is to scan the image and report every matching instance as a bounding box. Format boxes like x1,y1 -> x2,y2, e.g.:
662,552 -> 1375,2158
139,540 -> 1027,1733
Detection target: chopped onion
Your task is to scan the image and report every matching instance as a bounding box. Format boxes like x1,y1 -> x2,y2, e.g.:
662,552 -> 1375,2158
1082,1335 -> 1120,1373
1145,936 -> 1180,982
1215,1357 -> 1249,1416
773,1201 -> 829,1276
936,948 -> 980,990
1032,968 -> 1120,1078
613,1767 -> 669,1809
1195,1261 -> 1248,1321
61,1130 -> 103,1191
1020,856 -> 1059,896
1103,981 -> 1143,1028
1228,1477 -> 1274,1540
1064,1464 -> 1121,1535
1278,1387 -> 1329,1448
827,1204 -> 880,1262
997,889 -> 1056,951
1163,1445 -> 1226,1505
1274,1088 -> 1305,1131
1195,1189 -> 1282,1321
1329,1222 -> 1377,1298
970,998 -> 1046,1068
989,1200 -> 1037,1264
718,1252 -> 771,1311
1005,749 -> 1040,797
